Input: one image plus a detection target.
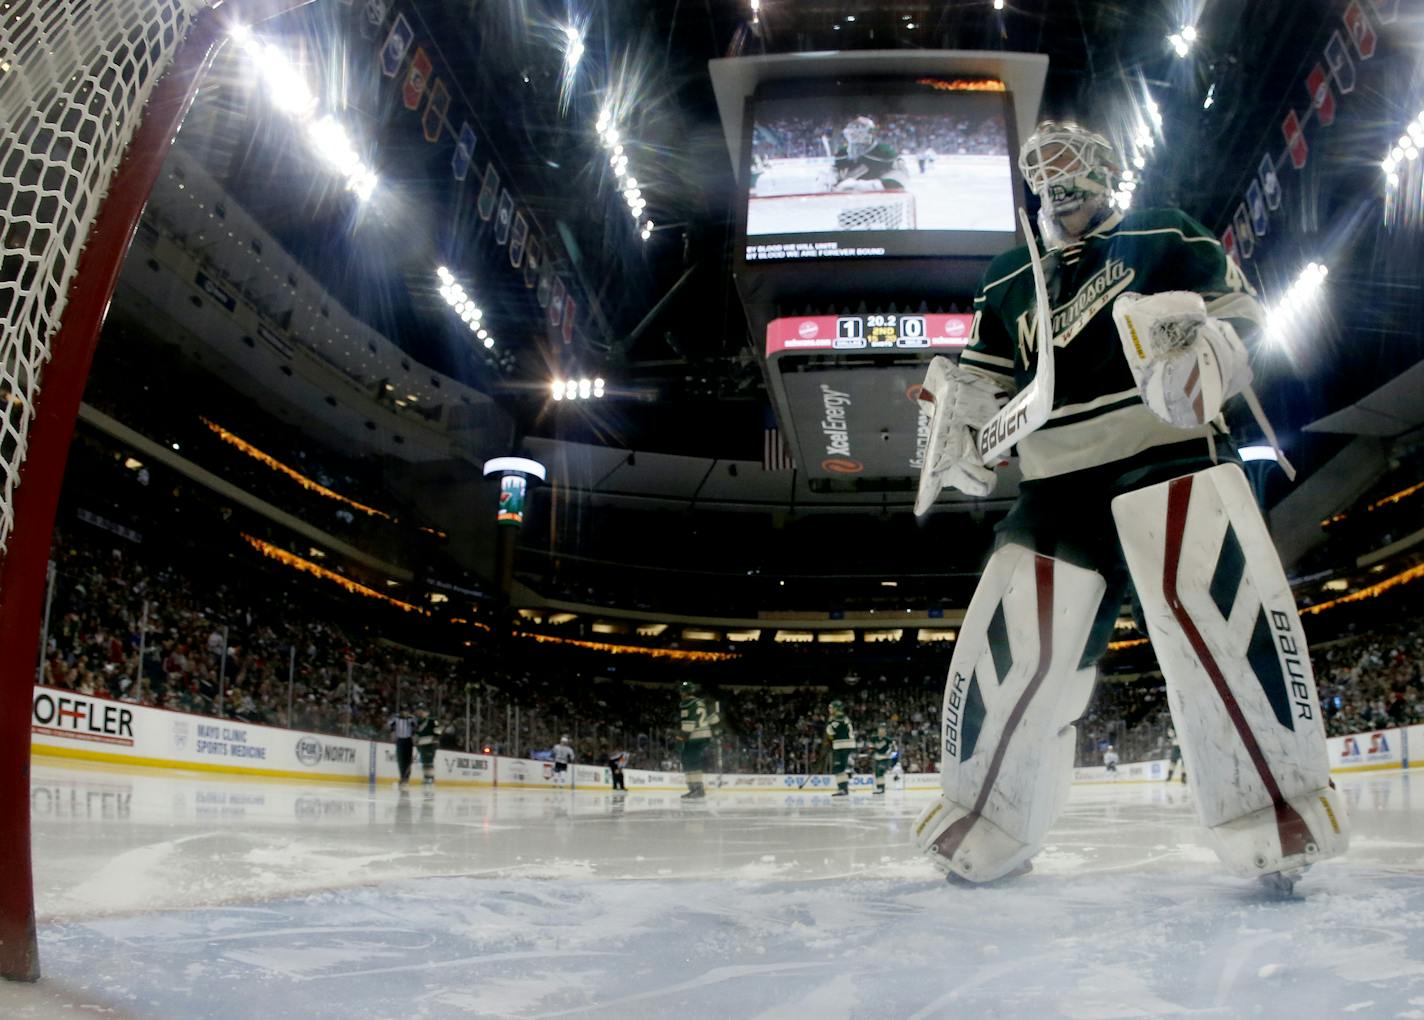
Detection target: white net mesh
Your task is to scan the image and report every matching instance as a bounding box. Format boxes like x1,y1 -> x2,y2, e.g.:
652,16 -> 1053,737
0,0 -> 210,558
834,192 -> 917,230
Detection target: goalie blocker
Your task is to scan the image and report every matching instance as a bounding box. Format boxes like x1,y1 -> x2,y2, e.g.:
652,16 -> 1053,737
918,463 -> 1347,885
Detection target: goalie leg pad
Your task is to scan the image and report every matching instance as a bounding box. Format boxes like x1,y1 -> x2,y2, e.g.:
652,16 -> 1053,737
1111,464 -> 1348,879
914,545 -> 1104,882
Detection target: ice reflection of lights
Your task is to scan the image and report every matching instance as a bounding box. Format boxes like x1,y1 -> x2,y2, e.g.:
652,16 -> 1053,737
228,26 -> 377,201
1263,262 -> 1328,347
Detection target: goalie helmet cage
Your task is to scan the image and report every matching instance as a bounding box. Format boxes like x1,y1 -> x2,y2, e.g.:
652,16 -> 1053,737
0,0 -> 312,982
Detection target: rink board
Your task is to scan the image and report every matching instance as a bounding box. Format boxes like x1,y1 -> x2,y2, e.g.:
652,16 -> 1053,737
30,686 -> 1420,791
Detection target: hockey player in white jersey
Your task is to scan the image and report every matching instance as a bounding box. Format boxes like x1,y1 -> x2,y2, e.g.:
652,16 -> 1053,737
552,735 -> 575,786
911,121 -> 1347,891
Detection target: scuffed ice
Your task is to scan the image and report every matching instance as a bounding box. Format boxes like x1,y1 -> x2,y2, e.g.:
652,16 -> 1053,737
7,766 -> 1424,1018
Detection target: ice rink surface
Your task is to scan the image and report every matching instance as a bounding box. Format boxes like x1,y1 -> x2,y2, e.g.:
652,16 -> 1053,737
7,761 -> 1424,1019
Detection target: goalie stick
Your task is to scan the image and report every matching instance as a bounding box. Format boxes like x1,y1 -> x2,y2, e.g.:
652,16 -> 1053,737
976,208 -> 1056,465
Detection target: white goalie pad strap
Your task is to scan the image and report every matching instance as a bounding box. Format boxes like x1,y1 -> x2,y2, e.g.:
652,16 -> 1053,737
1112,291 -> 1252,429
1111,464 -> 1348,877
914,545 -> 1103,882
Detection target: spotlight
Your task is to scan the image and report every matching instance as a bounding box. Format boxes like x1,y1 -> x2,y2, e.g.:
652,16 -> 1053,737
551,380 -> 564,400
562,25 -> 584,69
578,378 -> 592,398
483,337 -> 494,349
1181,25 -> 1198,43
436,266 -> 452,282
993,0 -> 1004,8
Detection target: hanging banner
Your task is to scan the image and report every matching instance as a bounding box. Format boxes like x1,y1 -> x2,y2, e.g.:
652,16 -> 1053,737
379,14 -> 412,77
562,296 -> 576,345
1282,109 -> 1308,170
536,261 -> 554,308
422,79 -> 450,142
1305,63 -> 1335,127
477,163 -> 499,221
549,278 -> 565,327
523,236 -> 541,288
494,190 -> 514,245
509,211 -> 529,267
359,0 -> 387,36
403,47 -> 432,110
452,122 -> 476,181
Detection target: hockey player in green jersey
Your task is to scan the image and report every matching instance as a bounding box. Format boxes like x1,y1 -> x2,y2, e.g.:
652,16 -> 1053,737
826,700 -> 856,797
871,724 -> 896,796
413,705 -> 442,789
832,116 -> 905,191
912,121 -> 1346,892
678,681 -> 719,800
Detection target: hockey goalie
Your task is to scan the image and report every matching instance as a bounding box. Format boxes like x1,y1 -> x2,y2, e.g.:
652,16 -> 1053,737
911,121 -> 1347,892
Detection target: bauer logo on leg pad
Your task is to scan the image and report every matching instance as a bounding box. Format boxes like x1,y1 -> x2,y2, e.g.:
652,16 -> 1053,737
943,670 -> 987,761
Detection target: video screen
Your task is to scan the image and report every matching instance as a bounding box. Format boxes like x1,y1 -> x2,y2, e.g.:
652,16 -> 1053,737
743,80 -> 1019,261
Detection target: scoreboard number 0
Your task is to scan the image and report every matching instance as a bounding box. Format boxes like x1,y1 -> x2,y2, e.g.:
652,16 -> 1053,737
898,315 -> 925,339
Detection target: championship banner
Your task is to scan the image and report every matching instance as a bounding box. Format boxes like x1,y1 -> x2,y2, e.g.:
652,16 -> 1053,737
422,78 -> 449,142
548,277 -> 565,327
477,162 -> 499,221
523,236 -> 540,288
536,261 -> 553,308
359,0 -> 387,36
561,295 -> 576,345
402,46 -> 431,111
494,190 -> 514,245
379,13 -> 412,77
509,211 -> 528,267
452,122 -> 476,181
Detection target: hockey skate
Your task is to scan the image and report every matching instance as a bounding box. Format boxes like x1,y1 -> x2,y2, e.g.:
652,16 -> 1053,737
1257,866 -> 1308,897
681,783 -> 705,800
944,859 -> 1033,888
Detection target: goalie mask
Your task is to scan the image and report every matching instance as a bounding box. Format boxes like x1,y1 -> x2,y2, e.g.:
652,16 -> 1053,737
843,116 -> 876,160
1018,121 -> 1119,248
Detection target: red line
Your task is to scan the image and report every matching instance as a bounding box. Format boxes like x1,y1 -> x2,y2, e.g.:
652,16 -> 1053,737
933,555 -> 1056,864
1162,477 -> 1313,859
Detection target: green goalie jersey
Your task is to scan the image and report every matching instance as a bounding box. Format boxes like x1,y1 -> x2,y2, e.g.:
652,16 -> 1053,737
834,141 -> 904,190
959,208 -> 1264,481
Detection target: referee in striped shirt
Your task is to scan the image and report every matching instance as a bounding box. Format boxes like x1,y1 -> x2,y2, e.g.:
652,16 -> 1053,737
388,709 -> 416,786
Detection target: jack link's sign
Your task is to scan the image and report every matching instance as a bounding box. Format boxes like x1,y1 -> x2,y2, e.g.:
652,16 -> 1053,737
782,366 -> 935,479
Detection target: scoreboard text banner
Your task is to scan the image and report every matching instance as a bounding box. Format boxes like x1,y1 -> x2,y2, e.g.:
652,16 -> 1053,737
765,314 -> 973,357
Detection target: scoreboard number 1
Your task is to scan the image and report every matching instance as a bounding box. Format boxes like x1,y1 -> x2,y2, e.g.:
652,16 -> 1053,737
836,317 -> 864,340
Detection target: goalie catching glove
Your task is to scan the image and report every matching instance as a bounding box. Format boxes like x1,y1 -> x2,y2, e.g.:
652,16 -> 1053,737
1112,291 -> 1252,429
914,356 -> 1009,514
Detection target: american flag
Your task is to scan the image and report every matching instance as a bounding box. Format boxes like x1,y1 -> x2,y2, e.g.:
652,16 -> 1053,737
763,408 -> 794,472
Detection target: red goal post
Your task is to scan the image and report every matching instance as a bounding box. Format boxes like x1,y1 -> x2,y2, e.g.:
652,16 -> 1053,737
0,0 -> 311,982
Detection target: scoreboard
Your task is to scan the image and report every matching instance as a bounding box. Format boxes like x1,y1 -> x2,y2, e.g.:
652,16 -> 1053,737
765,313 -> 973,356
763,313 -> 976,485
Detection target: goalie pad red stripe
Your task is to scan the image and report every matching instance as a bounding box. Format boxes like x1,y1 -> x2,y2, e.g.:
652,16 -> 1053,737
1162,475 -> 1313,858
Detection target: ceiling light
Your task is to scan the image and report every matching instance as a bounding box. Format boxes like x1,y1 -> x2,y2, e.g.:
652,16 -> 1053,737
578,378 -> 592,398
845,14 -> 856,21
562,25 -> 584,69
551,380 -> 564,400
483,337 -> 494,349
993,0 -> 1004,8
1181,25 -> 1198,42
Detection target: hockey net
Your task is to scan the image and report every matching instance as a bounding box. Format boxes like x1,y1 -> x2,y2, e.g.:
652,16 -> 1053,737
1,0 -> 212,557
0,0 -> 308,983
833,190 -> 917,231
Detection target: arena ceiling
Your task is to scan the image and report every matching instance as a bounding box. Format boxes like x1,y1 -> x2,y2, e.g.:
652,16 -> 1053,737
122,0 -> 1423,512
